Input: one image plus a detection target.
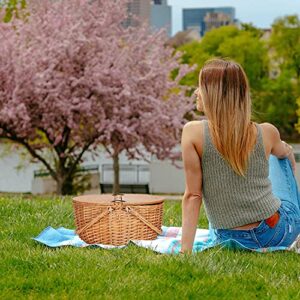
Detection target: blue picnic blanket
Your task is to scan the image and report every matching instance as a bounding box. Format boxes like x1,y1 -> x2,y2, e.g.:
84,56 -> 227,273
33,226 -> 300,254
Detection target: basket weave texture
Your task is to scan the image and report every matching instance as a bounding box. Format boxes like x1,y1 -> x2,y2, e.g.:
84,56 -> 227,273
73,194 -> 164,246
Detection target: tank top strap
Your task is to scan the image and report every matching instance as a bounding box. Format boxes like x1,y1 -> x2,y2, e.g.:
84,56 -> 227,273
254,122 -> 262,142
253,122 -> 266,157
203,119 -> 213,153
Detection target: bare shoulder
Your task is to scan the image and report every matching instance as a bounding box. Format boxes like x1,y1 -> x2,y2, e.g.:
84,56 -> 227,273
259,122 -> 280,140
182,120 -> 205,156
259,122 -> 278,132
257,122 -> 282,158
183,120 -> 205,139
183,120 -> 205,131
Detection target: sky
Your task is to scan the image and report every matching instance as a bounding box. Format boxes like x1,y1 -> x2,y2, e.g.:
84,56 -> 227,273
168,0 -> 300,35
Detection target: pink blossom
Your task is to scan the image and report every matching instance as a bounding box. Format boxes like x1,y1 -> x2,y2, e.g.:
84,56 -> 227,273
0,0 -> 194,194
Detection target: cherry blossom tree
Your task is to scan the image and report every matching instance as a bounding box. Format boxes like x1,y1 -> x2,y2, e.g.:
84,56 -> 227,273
0,0 -> 194,195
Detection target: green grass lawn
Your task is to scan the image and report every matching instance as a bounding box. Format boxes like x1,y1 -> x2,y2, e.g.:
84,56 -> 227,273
1,195 -> 299,300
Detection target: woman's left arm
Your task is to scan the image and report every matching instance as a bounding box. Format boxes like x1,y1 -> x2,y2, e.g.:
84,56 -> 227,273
180,123 -> 203,254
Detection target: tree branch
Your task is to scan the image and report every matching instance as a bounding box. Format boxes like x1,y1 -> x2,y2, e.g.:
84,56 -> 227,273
65,139 -> 95,179
62,126 -> 71,150
0,125 -> 57,179
38,126 -> 69,164
5,138 -> 57,180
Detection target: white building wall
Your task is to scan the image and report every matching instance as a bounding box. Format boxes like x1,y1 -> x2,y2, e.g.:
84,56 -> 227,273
0,144 -> 150,193
0,143 -> 299,194
149,160 -> 184,193
0,145 -> 37,193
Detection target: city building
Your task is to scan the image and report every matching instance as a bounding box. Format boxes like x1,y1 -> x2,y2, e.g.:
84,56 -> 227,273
183,7 -> 236,36
125,0 -> 151,27
204,12 -> 232,32
167,28 -> 200,48
150,0 -> 172,37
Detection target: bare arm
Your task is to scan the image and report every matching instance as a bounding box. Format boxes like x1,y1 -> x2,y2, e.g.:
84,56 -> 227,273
267,123 -> 296,173
180,123 -> 202,254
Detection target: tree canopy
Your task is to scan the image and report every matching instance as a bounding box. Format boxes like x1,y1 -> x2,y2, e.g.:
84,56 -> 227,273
178,25 -> 268,90
176,21 -> 300,140
268,15 -> 300,137
0,0 -> 193,194
270,15 -> 300,79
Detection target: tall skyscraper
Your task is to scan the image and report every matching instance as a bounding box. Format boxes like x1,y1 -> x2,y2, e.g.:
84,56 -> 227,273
151,0 -> 172,36
125,0 -> 152,27
183,7 -> 236,36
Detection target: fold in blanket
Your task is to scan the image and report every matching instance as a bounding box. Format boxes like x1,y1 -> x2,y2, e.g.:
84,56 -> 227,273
33,226 -> 300,254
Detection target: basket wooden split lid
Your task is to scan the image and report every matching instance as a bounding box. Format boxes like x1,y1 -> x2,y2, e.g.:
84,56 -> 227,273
73,193 -> 165,205
73,193 -> 165,246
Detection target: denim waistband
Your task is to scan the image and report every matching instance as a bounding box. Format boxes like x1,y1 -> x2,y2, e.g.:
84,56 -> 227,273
216,207 -> 283,235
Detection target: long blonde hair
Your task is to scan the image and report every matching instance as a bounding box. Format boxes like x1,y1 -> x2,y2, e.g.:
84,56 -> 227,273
199,58 -> 256,176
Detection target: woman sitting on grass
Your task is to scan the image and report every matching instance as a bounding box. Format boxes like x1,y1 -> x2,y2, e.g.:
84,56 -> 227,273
180,58 -> 300,253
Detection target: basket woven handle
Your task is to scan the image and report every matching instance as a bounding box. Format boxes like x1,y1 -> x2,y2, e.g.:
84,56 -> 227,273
76,208 -> 112,236
126,206 -> 162,235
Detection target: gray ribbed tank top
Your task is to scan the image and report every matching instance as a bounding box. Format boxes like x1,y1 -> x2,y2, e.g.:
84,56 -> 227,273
202,120 -> 281,229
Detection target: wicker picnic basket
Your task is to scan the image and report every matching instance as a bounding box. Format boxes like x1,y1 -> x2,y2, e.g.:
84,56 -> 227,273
73,194 -> 164,246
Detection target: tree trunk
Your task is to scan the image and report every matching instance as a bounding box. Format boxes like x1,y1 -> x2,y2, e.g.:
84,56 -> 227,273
56,176 -> 64,195
113,153 -> 120,194
55,155 -> 91,195
55,173 -> 75,195
55,163 -> 73,195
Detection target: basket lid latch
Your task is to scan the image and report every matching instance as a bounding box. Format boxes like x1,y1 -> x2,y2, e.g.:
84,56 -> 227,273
112,193 -> 125,203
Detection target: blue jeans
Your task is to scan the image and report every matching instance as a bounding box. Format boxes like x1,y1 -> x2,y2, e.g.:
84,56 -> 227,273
213,155 -> 300,249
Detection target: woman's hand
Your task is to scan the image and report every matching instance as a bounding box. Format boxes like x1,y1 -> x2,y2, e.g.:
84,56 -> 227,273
268,123 -> 297,174
288,153 -> 296,174
284,142 -> 296,174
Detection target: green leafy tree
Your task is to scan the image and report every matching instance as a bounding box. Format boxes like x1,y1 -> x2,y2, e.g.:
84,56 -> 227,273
200,25 -> 239,55
0,0 -> 26,22
296,97 -> 300,134
267,15 -> 300,139
177,25 -> 268,90
253,71 -> 298,139
240,22 -> 264,38
270,15 -> 300,79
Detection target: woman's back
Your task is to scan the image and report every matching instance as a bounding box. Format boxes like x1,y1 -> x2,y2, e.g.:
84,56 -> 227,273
201,120 -> 280,229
